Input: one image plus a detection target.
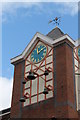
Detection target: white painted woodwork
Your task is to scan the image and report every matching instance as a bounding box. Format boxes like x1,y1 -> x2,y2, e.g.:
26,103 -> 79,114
24,41 -> 53,106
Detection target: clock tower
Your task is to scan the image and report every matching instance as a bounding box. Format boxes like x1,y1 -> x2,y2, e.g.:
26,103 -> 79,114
10,27 -> 79,119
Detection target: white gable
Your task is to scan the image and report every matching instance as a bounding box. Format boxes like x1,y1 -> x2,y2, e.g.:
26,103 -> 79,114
11,32 -> 75,64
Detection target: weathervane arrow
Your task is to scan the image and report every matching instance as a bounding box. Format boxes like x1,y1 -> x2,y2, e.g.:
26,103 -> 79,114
48,17 -> 61,26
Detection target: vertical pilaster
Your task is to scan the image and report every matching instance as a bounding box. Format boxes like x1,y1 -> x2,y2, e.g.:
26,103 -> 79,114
53,41 -> 78,118
10,60 -> 25,118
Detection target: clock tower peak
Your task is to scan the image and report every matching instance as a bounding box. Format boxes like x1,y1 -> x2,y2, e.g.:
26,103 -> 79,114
47,26 -> 64,40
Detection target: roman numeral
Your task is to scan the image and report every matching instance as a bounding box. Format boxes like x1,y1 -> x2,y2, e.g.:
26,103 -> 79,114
38,59 -> 39,62
32,58 -> 34,61
38,45 -> 40,48
34,59 -> 36,62
41,57 -> 43,59
43,53 -> 46,56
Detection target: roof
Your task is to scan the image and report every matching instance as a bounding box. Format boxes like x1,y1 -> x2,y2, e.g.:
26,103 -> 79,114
74,39 -> 80,47
0,108 -> 11,116
47,26 -> 64,40
11,28 -> 75,64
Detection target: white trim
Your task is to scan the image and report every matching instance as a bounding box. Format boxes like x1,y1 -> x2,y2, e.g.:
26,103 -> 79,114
22,32 -> 53,58
11,54 -> 23,64
37,32 -> 53,44
11,32 -> 53,64
22,32 -> 39,58
74,40 -> 80,47
52,34 -> 75,46
0,112 -> 10,117
11,33 -> 75,64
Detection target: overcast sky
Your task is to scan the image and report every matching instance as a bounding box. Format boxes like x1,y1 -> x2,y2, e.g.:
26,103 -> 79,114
0,0 -> 79,111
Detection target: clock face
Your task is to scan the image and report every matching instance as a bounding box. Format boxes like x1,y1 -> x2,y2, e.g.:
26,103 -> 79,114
31,44 -> 47,63
78,48 -> 80,58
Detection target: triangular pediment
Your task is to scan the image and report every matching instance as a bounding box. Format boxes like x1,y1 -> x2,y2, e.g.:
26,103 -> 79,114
11,31 -> 75,64
11,32 -> 53,64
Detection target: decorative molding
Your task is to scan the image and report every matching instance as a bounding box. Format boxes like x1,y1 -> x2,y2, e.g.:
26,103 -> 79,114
0,112 -> 10,117
11,32 -> 75,64
52,34 -> 75,46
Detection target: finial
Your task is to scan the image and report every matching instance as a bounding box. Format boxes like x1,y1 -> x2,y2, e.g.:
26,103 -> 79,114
48,17 -> 61,27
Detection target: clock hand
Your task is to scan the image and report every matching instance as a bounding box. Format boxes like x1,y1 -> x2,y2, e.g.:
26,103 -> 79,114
37,48 -> 39,54
38,47 -> 45,54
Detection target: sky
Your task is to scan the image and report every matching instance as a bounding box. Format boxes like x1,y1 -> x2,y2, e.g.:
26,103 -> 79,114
0,1 -> 79,111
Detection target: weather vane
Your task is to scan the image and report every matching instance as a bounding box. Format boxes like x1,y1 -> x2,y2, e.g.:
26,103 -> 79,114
48,17 -> 61,26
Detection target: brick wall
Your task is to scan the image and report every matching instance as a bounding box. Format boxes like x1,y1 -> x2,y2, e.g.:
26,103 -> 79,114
54,41 -> 78,118
10,61 -> 25,118
22,97 -> 55,118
